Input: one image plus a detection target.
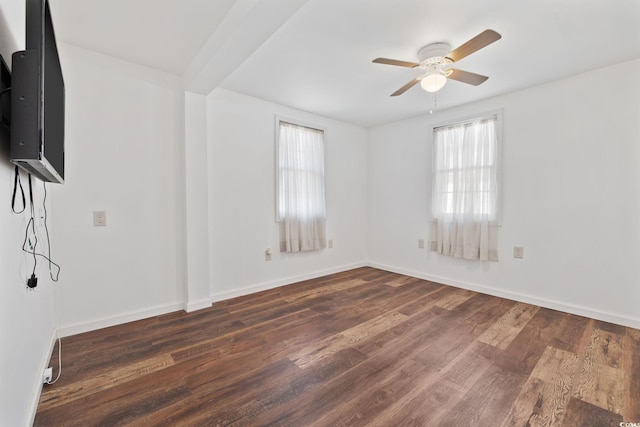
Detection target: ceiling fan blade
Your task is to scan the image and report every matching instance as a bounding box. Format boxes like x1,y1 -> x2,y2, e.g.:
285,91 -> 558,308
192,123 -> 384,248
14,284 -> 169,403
447,69 -> 489,86
446,29 -> 501,62
373,57 -> 420,68
391,78 -> 421,96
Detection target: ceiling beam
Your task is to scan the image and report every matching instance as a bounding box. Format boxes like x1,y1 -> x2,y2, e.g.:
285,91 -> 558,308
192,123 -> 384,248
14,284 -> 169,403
183,0 -> 310,94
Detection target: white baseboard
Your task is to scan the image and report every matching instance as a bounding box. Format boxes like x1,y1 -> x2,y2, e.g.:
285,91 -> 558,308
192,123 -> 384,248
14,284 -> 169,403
184,298 -> 212,313
57,302 -> 185,337
210,261 -> 368,303
55,261 -> 368,337
55,259 -> 638,337
27,328 -> 58,427
368,261 -> 640,330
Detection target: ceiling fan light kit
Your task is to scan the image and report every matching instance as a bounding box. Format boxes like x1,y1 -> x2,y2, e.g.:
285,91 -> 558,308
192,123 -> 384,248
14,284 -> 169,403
421,69 -> 447,92
372,29 -> 501,96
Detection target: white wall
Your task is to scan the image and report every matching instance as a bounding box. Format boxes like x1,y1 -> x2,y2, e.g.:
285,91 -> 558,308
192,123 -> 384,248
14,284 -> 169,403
206,89 -> 368,299
368,59 -> 640,328
52,45 -> 187,336
0,1 -> 58,425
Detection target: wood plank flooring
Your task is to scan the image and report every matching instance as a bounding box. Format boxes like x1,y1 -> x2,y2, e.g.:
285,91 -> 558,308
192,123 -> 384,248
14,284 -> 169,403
34,267 -> 640,426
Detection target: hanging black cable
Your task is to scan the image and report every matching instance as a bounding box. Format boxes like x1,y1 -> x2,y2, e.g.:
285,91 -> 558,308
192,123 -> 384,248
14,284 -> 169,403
42,182 -> 60,282
25,174 -> 38,287
14,171 -> 62,287
11,166 -> 26,214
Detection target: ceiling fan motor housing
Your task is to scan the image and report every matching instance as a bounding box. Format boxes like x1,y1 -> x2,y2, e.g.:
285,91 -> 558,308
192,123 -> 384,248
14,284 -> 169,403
417,42 -> 453,69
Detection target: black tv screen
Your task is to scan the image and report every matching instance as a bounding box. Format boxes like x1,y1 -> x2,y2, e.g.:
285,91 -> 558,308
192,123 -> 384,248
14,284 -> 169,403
10,0 -> 65,183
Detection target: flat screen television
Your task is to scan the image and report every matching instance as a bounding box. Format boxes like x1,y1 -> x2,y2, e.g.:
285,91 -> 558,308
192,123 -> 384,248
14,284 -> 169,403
10,0 -> 65,183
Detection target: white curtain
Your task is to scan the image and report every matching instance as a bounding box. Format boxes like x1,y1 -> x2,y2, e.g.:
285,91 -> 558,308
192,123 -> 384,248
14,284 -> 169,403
278,121 -> 327,252
428,116 -> 499,261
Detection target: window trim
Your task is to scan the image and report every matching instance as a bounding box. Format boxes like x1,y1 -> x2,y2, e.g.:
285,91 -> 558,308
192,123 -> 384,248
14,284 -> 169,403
274,115 -> 327,223
428,109 -> 504,226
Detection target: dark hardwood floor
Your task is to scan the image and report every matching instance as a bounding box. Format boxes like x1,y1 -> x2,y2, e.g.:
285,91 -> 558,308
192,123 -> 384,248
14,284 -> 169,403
35,267 -> 640,426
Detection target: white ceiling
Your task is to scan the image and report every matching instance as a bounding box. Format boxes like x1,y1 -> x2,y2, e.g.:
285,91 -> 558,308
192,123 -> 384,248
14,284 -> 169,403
49,0 -> 237,75
50,0 -> 640,127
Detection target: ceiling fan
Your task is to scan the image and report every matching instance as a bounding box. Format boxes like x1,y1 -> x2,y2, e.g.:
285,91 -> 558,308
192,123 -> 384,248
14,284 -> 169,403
373,29 -> 501,96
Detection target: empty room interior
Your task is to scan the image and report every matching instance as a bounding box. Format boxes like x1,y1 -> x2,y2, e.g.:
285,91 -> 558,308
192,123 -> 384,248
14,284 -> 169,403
1,0 -> 639,425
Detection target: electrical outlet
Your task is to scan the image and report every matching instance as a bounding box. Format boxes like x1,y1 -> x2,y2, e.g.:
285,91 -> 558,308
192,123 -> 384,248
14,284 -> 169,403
265,248 -> 272,261
43,367 -> 53,384
418,239 -> 425,249
93,211 -> 107,227
513,246 -> 524,259
328,239 -> 333,249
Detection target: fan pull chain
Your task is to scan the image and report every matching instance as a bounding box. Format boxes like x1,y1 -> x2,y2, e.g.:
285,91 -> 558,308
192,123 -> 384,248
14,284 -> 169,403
429,93 -> 437,115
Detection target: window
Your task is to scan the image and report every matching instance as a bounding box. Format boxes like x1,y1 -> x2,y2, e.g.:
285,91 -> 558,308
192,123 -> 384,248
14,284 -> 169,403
429,112 -> 501,261
276,119 -> 326,252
